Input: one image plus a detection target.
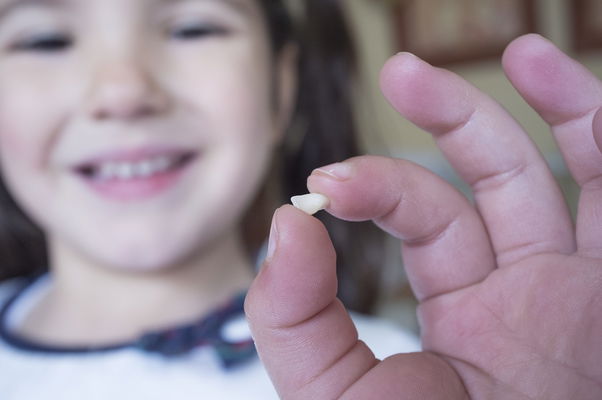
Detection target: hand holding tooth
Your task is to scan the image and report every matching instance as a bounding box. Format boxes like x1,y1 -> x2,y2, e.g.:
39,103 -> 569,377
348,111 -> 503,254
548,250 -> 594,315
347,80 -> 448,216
246,35 -> 602,400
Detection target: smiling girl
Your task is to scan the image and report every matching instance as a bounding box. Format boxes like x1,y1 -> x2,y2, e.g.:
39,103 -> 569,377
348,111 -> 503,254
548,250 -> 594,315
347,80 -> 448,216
0,0 -> 418,398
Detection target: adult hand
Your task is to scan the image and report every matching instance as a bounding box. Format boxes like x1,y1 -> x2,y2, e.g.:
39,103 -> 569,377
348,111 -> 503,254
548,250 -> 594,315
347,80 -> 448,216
245,34 -> 602,399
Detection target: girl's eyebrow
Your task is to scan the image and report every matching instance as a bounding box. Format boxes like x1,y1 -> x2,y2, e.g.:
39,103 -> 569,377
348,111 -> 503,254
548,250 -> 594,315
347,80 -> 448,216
0,0 -> 67,20
0,0 -> 254,20
157,0 -> 253,16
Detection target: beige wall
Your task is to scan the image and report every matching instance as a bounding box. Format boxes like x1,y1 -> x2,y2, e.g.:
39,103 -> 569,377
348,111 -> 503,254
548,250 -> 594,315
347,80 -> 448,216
346,0 -> 602,184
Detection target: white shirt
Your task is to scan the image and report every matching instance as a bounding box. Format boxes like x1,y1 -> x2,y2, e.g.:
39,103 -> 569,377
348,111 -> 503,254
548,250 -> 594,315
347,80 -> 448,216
0,277 -> 421,400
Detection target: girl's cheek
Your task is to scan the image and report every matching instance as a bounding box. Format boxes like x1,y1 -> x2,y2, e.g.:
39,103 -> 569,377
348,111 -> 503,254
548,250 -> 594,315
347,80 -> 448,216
0,99 -> 51,167
0,66 -> 76,166
0,101 -> 34,161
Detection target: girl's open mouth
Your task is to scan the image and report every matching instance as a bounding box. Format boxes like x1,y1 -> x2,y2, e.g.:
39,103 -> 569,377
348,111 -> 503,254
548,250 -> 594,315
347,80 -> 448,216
73,149 -> 198,202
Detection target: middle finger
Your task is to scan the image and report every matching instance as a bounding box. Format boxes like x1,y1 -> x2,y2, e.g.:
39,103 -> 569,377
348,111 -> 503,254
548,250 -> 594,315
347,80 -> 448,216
380,53 -> 575,267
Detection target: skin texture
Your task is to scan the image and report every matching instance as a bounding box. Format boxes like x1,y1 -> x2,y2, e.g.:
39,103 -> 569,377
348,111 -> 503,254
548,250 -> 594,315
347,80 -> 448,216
246,34 -> 602,399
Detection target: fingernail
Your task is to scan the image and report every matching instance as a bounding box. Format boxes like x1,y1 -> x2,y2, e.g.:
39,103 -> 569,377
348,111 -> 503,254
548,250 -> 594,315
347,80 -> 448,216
266,209 -> 280,261
313,162 -> 354,181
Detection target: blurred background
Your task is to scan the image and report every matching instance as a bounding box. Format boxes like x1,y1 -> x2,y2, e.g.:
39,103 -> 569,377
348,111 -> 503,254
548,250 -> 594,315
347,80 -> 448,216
342,0 -> 602,334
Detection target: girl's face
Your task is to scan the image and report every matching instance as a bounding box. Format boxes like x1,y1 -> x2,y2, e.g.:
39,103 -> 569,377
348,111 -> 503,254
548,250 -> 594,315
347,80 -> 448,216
0,0 -> 293,271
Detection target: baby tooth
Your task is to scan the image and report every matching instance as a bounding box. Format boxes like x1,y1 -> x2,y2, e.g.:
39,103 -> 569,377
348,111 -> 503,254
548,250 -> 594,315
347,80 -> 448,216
291,193 -> 330,215
98,163 -> 118,180
116,163 -> 135,180
134,161 -> 155,177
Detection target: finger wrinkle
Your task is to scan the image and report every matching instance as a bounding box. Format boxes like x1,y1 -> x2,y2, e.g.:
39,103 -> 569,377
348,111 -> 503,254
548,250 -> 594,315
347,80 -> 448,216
496,242 -> 572,267
417,278 -> 482,305
374,191 -> 454,244
470,162 -> 529,193
438,107 -> 478,138
373,176 -> 464,245
374,189 -> 404,223
296,341 -> 377,398
262,298 -> 342,331
551,105 -> 600,129
580,174 -> 602,191
403,215 -> 459,248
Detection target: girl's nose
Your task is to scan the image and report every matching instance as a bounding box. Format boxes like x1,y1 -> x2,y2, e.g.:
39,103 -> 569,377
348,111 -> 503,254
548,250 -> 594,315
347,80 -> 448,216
87,59 -> 169,121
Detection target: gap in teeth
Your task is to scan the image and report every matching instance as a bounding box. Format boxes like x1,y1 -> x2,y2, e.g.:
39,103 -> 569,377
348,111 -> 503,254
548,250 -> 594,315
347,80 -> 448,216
95,155 -> 178,181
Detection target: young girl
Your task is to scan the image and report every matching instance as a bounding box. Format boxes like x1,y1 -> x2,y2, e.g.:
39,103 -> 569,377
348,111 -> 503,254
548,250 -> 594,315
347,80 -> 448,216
0,0 -> 418,398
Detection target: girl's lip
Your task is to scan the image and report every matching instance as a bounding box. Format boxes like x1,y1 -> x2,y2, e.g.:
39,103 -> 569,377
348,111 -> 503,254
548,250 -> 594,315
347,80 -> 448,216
72,146 -> 199,202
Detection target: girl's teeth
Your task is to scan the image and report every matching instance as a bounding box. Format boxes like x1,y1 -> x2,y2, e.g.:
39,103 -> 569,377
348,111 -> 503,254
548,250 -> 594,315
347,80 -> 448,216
117,164 -> 135,180
98,163 -> 118,181
136,160 -> 155,177
94,156 -> 177,181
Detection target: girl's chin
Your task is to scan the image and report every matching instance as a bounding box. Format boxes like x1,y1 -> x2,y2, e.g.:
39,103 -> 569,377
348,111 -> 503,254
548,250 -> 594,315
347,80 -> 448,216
85,244 -> 196,274
100,257 -> 187,274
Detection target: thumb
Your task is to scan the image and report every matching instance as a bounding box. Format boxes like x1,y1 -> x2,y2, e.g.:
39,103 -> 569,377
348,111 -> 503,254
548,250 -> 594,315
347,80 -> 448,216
244,205 -> 378,399
245,205 -> 468,399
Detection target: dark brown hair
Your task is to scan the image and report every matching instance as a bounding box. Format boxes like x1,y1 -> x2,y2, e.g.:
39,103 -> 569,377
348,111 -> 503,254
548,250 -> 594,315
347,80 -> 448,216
255,0 -> 384,313
0,0 -> 384,314
0,178 -> 46,280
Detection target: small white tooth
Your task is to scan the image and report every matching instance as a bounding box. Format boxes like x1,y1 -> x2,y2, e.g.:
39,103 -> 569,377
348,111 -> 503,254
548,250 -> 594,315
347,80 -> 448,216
291,193 -> 330,215
97,163 -> 118,181
116,163 -> 135,180
133,161 -> 155,178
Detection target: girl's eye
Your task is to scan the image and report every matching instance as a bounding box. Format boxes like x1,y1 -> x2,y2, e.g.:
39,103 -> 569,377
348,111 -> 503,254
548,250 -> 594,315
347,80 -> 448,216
12,33 -> 73,52
170,24 -> 227,40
